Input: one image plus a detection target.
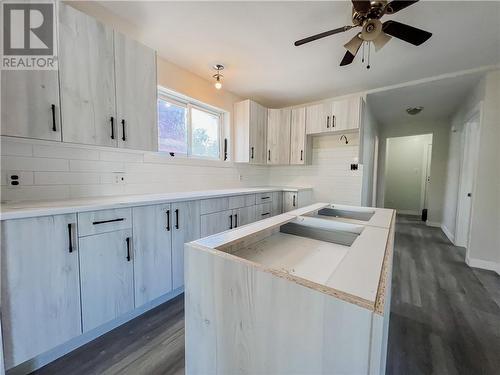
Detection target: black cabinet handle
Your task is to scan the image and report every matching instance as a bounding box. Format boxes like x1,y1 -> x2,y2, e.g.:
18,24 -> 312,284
224,138 -> 228,161
110,116 -> 115,139
121,119 -> 126,141
300,150 -> 303,161
251,147 -> 254,159
293,194 -> 296,207
261,212 -> 270,216
126,237 -> 131,261
268,150 -> 271,161
234,214 -> 238,228
175,209 -> 179,229
332,115 -> 336,128
93,218 -> 125,225
51,104 -> 56,131
261,196 -> 270,200
68,223 -> 73,253
229,214 -> 233,229
327,116 -> 330,128
166,209 -> 170,231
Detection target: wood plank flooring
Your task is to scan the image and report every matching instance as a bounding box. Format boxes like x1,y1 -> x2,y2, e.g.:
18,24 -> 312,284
33,215 -> 500,375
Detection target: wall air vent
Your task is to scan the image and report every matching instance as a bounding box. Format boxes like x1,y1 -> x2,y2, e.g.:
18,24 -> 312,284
406,106 -> 424,115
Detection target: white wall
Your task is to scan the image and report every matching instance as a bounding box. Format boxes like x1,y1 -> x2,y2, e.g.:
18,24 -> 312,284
383,134 -> 432,215
443,70 -> 500,273
376,120 -> 450,226
268,133 -> 363,205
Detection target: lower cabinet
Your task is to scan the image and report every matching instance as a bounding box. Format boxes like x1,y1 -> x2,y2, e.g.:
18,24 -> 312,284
79,229 -> 134,332
132,204 -> 172,307
272,192 -> 283,216
1,214 -> 81,369
283,191 -> 298,212
234,205 -> 256,227
201,209 -> 233,237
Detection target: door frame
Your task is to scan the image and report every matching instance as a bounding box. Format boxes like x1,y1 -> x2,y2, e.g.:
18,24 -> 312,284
455,102 -> 483,249
420,143 -> 433,211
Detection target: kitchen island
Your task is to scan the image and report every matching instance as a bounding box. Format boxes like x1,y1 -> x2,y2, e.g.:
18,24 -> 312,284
185,203 -> 396,375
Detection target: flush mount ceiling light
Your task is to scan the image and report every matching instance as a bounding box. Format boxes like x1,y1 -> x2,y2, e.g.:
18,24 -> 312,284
406,106 -> 424,115
213,64 -> 224,90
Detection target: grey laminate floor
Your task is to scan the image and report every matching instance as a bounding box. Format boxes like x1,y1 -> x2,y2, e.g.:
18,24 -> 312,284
34,215 -> 500,375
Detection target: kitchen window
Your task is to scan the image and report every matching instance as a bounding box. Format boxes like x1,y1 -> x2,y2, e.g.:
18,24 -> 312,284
158,88 -> 223,160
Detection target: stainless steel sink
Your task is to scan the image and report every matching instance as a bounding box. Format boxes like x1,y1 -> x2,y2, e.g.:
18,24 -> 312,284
280,216 -> 362,247
317,206 -> 375,221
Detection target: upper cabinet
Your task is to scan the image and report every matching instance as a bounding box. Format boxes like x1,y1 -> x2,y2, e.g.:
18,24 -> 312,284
306,96 -> 363,135
290,107 -> 309,165
114,32 -> 158,151
234,99 -> 267,164
1,70 -> 61,140
267,108 -> 291,165
59,4 -> 116,147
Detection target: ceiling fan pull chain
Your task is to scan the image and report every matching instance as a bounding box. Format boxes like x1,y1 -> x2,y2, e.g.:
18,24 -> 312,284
367,41 -> 371,69
361,41 -> 365,63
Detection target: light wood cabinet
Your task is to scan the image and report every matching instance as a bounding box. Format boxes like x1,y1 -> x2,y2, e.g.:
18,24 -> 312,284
235,205 -> 256,227
59,4 -> 116,147
267,108 -> 291,165
283,191 -> 298,212
305,102 -> 333,134
114,32 -> 158,151
1,70 -> 61,141
306,96 -> 362,135
132,204 -> 172,307
234,100 -> 267,164
290,107 -> 309,165
200,209 -> 233,237
79,229 -> 134,332
333,97 -> 362,131
1,215 -> 81,369
171,201 -> 201,290
272,191 -> 283,216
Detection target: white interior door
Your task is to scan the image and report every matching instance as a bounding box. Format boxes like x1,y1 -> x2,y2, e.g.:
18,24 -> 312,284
422,144 -> 432,210
455,113 -> 481,247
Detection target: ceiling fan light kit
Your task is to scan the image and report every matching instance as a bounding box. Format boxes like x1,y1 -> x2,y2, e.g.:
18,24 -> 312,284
213,64 -> 224,90
294,0 -> 432,68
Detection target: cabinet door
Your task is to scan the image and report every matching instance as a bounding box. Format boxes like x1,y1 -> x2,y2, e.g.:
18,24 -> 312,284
290,107 -> 307,165
235,205 -> 256,227
255,203 -> 272,220
133,204 -> 172,307
171,201 -> 201,290
1,70 -> 61,141
332,98 -> 349,131
305,102 -> 332,134
59,4 -> 116,147
267,108 -> 291,165
200,209 -> 233,237
271,192 -> 283,216
1,215 -> 81,369
346,96 -> 362,130
283,192 -> 298,212
79,229 -> 134,332
249,100 -> 268,164
115,32 -> 158,151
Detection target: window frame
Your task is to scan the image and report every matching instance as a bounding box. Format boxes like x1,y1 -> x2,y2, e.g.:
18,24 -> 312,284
158,87 -> 224,161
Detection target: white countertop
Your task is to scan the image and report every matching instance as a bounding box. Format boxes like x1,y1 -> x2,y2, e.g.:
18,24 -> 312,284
0,186 -> 312,220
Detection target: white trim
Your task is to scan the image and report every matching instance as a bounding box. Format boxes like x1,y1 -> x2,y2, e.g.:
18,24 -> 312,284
397,209 -> 420,216
441,224 -> 455,244
465,256 -> 500,276
425,221 -> 441,228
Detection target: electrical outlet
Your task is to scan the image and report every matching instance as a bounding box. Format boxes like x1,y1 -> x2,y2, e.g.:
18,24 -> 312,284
113,172 -> 126,185
7,171 -> 22,188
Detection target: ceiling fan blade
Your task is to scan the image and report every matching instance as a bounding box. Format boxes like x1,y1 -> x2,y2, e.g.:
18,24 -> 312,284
382,20 -> 432,46
344,33 -> 363,56
372,32 -> 392,51
294,26 -> 353,46
352,0 -> 371,13
340,51 -> 356,66
385,0 -> 419,14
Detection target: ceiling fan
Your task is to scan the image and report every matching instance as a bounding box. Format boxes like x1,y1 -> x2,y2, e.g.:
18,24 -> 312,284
294,0 -> 432,67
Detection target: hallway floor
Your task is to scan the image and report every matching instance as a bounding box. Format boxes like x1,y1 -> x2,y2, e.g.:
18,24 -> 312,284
34,215 -> 500,374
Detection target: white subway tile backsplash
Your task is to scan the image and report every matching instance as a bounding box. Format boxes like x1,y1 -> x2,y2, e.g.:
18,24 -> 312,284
70,160 -> 125,173
33,144 -> 99,160
99,150 -> 143,163
34,172 -> 100,185
1,185 -> 70,202
1,139 -> 33,156
1,156 -> 69,172
1,171 -> 34,186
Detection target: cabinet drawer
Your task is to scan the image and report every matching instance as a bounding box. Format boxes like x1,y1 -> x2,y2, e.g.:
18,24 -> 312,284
243,194 -> 256,207
200,197 -> 229,215
78,208 -> 132,236
256,192 -> 273,203
255,202 -> 272,220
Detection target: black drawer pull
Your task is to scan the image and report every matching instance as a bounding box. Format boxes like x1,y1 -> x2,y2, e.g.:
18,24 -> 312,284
332,115 -> 336,128
251,147 -> 254,159
300,150 -> 303,161
261,212 -> 270,216
126,237 -> 131,261
92,218 -> 125,225
175,209 -> 179,229
261,196 -> 270,200
234,214 -> 238,228
121,119 -> 126,141
293,195 -> 296,207
110,116 -> 115,139
268,150 -> 271,161
51,104 -> 57,131
229,214 -> 233,229
326,115 -> 330,128
68,223 -> 73,253
166,209 -> 170,231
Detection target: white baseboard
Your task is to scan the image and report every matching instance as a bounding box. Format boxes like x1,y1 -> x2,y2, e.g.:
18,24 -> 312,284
426,221 -> 441,228
466,256 -> 500,275
440,224 -> 455,243
397,209 -> 420,215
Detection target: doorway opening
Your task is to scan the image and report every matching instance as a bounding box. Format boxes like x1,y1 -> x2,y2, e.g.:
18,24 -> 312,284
383,134 -> 433,219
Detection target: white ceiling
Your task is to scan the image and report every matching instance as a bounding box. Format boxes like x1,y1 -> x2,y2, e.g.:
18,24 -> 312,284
99,1 -> 500,107
366,71 -> 483,125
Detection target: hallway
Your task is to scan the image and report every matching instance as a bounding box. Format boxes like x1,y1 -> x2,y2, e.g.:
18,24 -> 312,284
34,216 -> 500,375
